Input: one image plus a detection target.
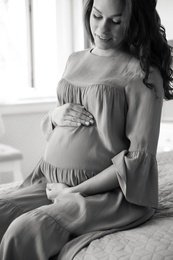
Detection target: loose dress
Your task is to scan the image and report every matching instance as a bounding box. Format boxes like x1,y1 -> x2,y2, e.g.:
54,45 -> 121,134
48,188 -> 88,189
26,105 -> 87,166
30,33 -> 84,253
0,49 -> 163,260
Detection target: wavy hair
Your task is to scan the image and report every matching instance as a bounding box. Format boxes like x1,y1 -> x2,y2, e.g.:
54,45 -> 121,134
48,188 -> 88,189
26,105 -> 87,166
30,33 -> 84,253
84,0 -> 173,100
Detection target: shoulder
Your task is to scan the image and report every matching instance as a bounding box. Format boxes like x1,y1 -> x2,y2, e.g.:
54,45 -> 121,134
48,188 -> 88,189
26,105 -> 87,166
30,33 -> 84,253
123,56 -> 163,84
125,62 -> 164,100
148,67 -> 164,99
64,49 -> 89,73
67,49 -> 89,63
148,67 -> 163,86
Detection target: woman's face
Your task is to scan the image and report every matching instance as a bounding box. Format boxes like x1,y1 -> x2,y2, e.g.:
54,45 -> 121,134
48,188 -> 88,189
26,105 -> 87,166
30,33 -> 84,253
90,0 -> 125,55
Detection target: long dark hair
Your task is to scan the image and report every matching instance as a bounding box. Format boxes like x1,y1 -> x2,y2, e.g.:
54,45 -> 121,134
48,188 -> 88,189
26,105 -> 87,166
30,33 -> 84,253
84,0 -> 173,100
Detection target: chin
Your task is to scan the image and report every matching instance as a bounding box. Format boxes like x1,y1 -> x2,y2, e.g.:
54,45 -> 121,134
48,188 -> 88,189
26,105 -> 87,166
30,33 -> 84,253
95,41 -> 112,50
95,40 -> 118,51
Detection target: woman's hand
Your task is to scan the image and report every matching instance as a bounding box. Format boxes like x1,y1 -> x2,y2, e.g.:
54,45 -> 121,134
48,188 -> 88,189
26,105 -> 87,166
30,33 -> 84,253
46,183 -> 71,202
51,103 -> 94,127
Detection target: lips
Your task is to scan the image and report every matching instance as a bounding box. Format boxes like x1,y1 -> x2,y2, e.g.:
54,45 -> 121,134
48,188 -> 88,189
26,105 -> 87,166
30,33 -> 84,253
97,35 -> 111,42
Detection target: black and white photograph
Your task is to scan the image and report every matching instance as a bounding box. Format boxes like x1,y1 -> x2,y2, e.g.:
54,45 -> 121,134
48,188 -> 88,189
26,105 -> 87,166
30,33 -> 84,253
0,0 -> 173,259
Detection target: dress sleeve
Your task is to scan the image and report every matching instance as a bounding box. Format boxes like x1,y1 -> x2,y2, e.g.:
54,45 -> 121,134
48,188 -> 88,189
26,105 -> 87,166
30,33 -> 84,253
41,107 -> 57,141
111,69 -> 164,208
41,53 -> 74,141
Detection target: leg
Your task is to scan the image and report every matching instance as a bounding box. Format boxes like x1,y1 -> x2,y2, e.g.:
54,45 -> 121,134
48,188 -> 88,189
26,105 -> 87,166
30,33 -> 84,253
0,207 -> 70,260
0,183 -> 51,241
0,193 -> 87,260
0,190 -> 154,260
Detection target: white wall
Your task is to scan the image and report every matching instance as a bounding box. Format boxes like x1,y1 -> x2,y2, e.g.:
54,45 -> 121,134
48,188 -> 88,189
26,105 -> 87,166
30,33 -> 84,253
157,0 -> 173,40
0,102 -> 56,180
157,0 -> 173,121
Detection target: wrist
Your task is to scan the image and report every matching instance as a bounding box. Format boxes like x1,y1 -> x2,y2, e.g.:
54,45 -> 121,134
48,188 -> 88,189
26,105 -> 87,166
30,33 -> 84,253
69,186 -> 78,193
69,185 -> 88,195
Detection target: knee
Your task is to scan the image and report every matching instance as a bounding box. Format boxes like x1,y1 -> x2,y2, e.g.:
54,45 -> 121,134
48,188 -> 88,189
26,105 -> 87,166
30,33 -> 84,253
0,198 -> 22,242
0,209 -> 70,260
2,213 -> 34,244
1,209 -> 47,248
0,210 -> 49,258
0,213 -> 35,260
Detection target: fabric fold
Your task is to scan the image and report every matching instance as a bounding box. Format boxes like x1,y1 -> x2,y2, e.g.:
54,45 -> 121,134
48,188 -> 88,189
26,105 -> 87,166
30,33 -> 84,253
41,108 -> 56,141
40,160 -> 99,187
112,150 -> 158,208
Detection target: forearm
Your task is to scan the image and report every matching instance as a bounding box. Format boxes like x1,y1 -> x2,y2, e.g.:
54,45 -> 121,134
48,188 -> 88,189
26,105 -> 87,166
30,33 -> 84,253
69,164 -> 119,195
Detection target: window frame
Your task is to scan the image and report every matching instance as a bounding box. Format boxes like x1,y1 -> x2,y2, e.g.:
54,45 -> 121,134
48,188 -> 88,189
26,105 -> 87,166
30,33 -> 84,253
26,0 -> 34,89
1,0 -> 86,104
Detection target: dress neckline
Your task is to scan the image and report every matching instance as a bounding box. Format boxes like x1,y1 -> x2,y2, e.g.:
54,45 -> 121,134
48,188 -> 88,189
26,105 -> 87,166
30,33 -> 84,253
89,48 -> 122,59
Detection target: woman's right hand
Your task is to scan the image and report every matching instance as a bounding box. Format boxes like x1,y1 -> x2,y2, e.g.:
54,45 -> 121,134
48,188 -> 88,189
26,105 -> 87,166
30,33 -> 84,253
51,103 -> 94,127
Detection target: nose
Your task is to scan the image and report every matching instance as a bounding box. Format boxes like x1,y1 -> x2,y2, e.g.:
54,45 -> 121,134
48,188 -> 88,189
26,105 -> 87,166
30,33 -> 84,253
98,19 -> 110,34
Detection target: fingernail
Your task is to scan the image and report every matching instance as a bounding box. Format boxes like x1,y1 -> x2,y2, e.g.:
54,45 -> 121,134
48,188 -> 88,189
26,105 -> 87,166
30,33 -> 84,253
89,115 -> 93,118
90,120 -> 94,124
85,121 -> 89,126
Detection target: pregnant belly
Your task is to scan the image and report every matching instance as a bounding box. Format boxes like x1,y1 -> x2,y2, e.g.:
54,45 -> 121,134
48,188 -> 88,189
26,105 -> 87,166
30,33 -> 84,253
44,125 -> 113,171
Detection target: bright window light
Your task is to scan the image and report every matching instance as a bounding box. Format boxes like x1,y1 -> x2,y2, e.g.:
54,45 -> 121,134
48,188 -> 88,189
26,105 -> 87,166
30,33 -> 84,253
0,0 -> 29,102
0,0 -> 84,103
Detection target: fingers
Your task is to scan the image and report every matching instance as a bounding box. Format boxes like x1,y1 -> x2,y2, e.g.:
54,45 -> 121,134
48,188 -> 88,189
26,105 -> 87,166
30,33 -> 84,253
46,183 -> 53,190
46,184 -> 55,200
65,115 -> 94,127
51,103 -> 95,127
46,186 -> 56,201
66,104 -> 94,126
46,187 -> 51,199
71,104 -> 93,119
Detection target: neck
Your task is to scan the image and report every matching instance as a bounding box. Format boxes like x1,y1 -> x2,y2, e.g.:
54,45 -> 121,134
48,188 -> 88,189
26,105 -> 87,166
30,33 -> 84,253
92,44 -> 127,57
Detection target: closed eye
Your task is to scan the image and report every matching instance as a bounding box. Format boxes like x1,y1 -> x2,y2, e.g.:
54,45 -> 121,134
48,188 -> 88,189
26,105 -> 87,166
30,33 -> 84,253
93,13 -> 102,19
93,13 -> 121,25
112,20 -> 121,25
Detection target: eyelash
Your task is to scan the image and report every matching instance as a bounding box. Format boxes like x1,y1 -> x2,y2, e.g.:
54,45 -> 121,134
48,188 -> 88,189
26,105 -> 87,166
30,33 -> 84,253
93,14 -> 102,19
92,14 -> 121,25
112,21 -> 121,25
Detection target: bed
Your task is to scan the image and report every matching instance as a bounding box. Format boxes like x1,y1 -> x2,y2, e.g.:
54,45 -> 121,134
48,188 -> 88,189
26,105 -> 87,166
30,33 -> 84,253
74,151 -> 173,260
0,151 -> 173,260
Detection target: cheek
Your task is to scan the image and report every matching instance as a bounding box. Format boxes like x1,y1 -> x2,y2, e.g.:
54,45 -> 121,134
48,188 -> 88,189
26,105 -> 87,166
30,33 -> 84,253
112,26 -> 123,40
89,17 -> 96,35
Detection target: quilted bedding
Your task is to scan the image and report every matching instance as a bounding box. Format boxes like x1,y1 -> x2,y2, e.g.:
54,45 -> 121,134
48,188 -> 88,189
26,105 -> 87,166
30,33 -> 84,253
0,151 -> 173,259
74,151 -> 173,260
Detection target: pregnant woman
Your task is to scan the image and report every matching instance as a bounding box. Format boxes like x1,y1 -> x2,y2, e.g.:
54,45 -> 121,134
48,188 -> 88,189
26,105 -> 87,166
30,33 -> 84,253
0,0 -> 172,259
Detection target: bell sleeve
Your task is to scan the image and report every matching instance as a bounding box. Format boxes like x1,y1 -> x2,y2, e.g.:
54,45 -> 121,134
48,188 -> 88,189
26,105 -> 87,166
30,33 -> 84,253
41,106 -> 57,141
111,69 -> 164,208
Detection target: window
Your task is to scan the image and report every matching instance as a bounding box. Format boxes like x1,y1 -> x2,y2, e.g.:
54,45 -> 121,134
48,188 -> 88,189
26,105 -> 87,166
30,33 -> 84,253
0,0 -> 29,102
0,0 -> 85,103
156,0 -> 173,41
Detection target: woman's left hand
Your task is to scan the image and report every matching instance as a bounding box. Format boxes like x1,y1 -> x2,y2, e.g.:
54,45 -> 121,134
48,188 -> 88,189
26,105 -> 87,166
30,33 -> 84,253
46,183 -> 71,202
